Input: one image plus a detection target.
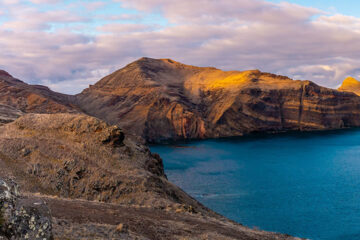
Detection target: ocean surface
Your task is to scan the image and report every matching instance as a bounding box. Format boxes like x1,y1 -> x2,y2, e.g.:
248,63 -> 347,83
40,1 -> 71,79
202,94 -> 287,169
150,130 -> 360,240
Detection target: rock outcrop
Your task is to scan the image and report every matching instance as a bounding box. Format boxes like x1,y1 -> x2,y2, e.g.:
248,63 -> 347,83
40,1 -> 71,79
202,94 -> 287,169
0,71 -> 78,117
0,178 -> 53,240
0,114 -> 300,239
76,57 -> 360,142
0,113 -> 194,208
0,104 -> 23,126
338,76 -> 360,96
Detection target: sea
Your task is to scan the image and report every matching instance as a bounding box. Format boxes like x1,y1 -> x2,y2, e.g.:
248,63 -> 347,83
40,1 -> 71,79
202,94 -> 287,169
151,129 -> 360,240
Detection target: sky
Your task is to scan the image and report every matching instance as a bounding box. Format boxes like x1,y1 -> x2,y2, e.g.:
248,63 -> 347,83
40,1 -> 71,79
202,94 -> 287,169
0,0 -> 360,94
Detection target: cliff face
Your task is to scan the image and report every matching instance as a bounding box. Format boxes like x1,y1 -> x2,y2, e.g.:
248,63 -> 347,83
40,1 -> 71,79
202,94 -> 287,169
0,104 -> 23,126
0,114 -> 298,240
0,113 -> 190,208
76,58 -> 360,142
338,77 -> 360,96
4,61 -> 359,143
0,70 -> 78,114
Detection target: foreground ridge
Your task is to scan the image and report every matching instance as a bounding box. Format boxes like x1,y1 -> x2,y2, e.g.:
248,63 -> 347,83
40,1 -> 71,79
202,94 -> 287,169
0,114 -> 301,239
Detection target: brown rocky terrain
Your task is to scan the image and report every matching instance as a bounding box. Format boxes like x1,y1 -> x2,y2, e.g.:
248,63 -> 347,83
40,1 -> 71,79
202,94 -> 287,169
338,76 -> 360,96
76,57 -> 360,143
0,114 -> 301,239
0,104 -> 23,126
2,59 -> 360,239
0,70 -> 78,115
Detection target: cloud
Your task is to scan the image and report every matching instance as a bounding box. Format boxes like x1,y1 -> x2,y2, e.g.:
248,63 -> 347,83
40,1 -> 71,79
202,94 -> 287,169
315,14 -> 360,32
2,5 -> 88,31
118,0 -> 322,25
1,0 -> 360,94
28,0 -> 60,4
98,23 -> 152,34
1,0 -> 21,5
41,68 -> 111,94
83,1 -> 106,11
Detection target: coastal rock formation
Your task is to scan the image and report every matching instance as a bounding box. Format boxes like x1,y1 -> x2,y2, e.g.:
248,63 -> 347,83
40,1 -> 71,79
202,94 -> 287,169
0,70 -> 78,118
76,57 -> 360,142
338,77 -> 360,96
0,114 -> 299,239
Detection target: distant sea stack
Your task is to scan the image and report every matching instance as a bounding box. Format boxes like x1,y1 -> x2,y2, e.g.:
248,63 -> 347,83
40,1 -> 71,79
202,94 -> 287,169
76,57 -> 360,143
338,77 -> 360,96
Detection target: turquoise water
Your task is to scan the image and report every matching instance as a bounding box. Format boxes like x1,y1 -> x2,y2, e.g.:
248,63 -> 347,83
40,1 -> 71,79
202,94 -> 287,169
150,130 -> 360,240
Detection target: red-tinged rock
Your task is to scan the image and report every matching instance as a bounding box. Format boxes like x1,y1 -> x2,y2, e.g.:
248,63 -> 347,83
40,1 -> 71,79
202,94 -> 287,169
0,72 -> 79,116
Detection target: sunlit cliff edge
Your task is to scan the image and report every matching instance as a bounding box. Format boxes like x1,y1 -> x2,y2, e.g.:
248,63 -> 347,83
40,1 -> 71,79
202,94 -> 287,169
338,76 -> 360,96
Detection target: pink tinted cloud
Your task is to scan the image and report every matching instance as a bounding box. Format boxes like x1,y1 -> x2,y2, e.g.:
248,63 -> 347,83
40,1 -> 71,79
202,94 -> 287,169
1,0 -> 360,94
98,23 -> 152,33
28,0 -> 60,4
2,6 -> 88,31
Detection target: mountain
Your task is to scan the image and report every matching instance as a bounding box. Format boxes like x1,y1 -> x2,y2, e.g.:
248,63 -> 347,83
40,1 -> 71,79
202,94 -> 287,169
76,57 -> 360,142
0,113 -> 298,239
0,70 -> 78,115
338,76 -> 360,96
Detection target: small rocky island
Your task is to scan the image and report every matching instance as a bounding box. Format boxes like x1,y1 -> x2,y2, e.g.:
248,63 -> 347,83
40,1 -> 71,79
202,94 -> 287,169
1,58 -> 359,239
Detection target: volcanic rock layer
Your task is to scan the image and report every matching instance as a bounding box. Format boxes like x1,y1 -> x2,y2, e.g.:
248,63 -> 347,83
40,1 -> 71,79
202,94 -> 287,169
76,58 -> 360,142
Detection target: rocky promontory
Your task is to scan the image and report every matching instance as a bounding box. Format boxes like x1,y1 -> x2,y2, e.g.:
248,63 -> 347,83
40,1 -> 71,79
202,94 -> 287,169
76,57 -> 360,142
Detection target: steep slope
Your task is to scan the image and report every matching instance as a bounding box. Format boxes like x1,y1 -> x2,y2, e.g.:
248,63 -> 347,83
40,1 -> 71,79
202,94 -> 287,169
0,70 -> 78,116
0,114 -> 299,239
338,76 -> 360,96
0,104 -> 23,125
76,57 -> 360,142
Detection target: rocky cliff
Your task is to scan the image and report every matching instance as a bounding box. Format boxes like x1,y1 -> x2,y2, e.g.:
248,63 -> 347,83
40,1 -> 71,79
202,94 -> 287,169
0,104 -> 23,126
0,114 -> 299,239
76,57 -> 360,142
338,77 -> 360,96
0,70 -> 78,115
